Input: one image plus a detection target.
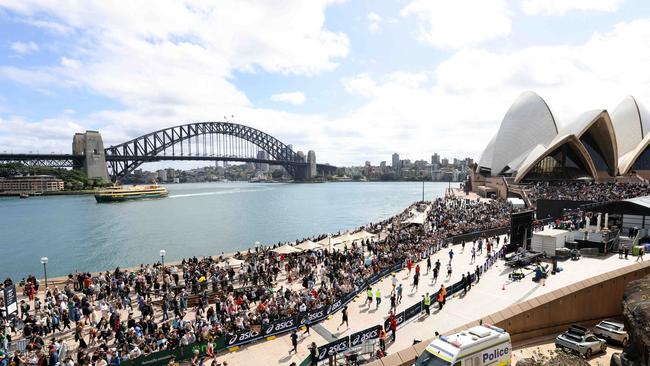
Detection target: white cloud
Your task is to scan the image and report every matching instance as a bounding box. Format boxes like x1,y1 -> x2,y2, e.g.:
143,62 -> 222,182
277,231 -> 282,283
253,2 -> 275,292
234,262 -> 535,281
521,0 -> 625,15
0,1 -> 349,109
60,57 -> 81,69
3,2 -> 650,168
367,12 -> 382,33
401,0 -> 512,49
331,19 -> 650,163
0,1 -> 351,163
270,92 -> 306,105
10,41 -> 39,54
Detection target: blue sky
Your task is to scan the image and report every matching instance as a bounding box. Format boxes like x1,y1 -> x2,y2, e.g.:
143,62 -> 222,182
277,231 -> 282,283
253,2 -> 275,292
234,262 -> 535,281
1,0 -> 650,166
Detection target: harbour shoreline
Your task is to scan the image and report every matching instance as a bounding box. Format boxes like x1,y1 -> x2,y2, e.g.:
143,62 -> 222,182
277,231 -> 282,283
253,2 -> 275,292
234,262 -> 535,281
17,197 -> 436,288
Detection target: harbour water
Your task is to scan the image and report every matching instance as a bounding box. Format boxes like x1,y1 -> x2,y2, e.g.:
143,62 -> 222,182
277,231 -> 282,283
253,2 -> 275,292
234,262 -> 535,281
0,181 -> 456,280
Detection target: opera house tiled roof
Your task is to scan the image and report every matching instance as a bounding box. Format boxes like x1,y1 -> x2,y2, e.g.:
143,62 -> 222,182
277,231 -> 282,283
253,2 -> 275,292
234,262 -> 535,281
478,92 -> 650,182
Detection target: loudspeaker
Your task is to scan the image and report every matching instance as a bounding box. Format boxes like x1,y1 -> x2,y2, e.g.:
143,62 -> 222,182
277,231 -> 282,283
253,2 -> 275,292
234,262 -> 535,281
510,210 -> 534,251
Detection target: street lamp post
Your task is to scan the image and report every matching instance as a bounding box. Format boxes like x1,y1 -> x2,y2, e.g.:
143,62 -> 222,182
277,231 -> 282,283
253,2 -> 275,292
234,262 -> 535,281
160,249 -> 166,269
40,257 -> 48,290
327,233 -> 332,252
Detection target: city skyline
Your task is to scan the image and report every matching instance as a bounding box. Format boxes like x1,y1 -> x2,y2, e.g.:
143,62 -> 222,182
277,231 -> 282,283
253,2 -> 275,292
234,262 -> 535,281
1,1 -> 650,166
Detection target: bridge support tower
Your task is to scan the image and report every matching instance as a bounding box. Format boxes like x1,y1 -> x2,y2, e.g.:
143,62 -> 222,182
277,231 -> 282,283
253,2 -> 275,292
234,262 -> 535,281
72,131 -> 109,182
292,150 -> 318,181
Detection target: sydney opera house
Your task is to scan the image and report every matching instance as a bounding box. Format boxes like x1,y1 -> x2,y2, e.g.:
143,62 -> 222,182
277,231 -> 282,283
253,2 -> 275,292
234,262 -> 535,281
474,91 -> 650,184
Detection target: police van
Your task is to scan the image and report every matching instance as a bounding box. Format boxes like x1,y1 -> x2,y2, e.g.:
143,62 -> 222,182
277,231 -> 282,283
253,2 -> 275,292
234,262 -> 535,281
414,325 -> 511,366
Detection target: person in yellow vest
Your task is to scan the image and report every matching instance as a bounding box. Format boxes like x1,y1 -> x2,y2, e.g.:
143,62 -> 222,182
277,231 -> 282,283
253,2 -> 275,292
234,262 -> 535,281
375,288 -> 382,309
637,246 -> 645,262
366,287 -> 373,307
423,292 -> 431,315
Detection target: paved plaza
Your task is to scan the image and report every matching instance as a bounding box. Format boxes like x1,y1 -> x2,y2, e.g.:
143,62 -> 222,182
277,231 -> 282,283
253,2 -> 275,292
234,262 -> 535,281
213,234 -> 648,365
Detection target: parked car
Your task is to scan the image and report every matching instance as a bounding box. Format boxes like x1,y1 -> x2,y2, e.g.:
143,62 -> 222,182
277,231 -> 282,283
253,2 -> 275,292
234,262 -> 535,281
555,325 -> 607,358
593,320 -> 629,346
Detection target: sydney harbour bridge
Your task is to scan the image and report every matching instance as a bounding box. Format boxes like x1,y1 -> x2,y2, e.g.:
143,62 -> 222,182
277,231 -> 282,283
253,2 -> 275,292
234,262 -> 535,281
0,122 -> 337,181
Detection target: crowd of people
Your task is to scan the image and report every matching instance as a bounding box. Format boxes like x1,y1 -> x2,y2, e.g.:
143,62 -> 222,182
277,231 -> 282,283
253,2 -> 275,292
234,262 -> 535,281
0,195 -> 515,366
524,181 -> 650,204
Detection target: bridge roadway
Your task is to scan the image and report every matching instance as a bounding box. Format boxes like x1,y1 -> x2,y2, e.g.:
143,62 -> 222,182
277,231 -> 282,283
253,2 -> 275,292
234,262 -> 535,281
0,153 -> 335,175
211,237 -> 644,365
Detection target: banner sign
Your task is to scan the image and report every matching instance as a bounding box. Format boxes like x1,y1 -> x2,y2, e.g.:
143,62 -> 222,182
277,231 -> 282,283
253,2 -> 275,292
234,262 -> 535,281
225,328 -> 262,348
190,338 -> 226,355
350,325 -> 381,347
317,336 -> 350,362
354,279 -> 367,292
448,281 -> 460,297
384,310 -> 406,331
342,291 -> 357,306
330,291 -> 356,314
262,315 -> 299,338
365,273 -> 380,286
403,302 -> 422,322
377,267 -> 392,279
120,338 -> 226,366
304,305 -> 329,324
3,284 -> 17,319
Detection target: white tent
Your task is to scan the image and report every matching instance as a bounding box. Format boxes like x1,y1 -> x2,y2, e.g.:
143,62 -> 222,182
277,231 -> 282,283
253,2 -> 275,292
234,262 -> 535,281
351,230 -> 376,241
221,257 -> 244,268
507,197 -> 526,209
295,240 -> 322,251
332,242 -> 351,252
272,244 -> 302,254
404,212 -> 426,225
332,232 -> 353,245
316,237 -> 330,246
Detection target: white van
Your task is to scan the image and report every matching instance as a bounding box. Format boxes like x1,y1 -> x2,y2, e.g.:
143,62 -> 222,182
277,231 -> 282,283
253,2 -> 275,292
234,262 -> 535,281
414,325 -> 511,366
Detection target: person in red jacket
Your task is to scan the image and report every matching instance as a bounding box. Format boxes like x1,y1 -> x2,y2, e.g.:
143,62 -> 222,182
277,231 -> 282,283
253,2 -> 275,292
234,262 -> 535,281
389,313 -> 397,342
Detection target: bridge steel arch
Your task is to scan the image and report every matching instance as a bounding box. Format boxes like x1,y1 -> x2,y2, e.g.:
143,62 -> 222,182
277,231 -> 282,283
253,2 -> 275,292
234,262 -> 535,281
104,122 -> 306,179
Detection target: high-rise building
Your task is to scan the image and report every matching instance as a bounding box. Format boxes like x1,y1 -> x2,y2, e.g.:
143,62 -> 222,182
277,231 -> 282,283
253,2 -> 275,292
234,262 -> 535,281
441,158 -> 449,167
156,169 -> 168,182
392,153 -> 400,171
431,153 -> 440,165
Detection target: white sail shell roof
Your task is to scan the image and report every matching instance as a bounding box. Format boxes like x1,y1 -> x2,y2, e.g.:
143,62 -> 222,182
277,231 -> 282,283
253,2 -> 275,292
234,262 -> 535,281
490,91 -> 558,175
610,96 -> 649,157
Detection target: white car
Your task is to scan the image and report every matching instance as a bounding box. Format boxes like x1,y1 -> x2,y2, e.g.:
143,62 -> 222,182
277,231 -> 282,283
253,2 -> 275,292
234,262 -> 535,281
593,320 -> 629,346
555,325 -> 607,359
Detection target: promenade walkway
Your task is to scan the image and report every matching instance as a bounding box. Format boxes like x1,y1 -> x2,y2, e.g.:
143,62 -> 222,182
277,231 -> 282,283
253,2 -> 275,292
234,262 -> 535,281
212,236 -> 645,365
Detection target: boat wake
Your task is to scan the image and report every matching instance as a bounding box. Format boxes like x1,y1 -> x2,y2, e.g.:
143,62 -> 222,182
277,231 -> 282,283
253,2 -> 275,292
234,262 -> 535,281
169,187 -> 270,198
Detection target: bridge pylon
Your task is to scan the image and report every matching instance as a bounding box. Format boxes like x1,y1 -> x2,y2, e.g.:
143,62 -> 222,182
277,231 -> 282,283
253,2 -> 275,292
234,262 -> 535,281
72,131 -> 109,182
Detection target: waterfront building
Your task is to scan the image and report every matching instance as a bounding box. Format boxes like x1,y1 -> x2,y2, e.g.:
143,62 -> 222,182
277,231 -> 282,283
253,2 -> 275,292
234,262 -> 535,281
156,169 -> 168,182
166,168 -> 176,181
0,175 -> 64,193
476,91 -> 650,182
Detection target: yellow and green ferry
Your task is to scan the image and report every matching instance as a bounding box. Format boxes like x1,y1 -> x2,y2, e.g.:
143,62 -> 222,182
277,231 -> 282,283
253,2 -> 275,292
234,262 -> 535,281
94,184 -> 168,203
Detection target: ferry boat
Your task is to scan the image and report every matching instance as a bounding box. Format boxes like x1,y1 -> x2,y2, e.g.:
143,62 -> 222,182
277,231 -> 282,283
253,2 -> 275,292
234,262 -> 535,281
94,184 -> 168,203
